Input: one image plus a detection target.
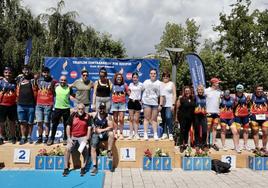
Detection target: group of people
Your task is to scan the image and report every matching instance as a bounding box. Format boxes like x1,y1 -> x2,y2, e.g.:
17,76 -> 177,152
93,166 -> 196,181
0,65 -> 267,175
177,78 -> 268,154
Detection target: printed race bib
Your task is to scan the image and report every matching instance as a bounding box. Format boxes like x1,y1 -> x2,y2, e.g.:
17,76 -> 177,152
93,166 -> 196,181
256,114 -> 266,120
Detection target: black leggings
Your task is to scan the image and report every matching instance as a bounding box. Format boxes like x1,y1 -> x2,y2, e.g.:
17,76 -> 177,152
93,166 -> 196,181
194,115 -> 207,147
51,108 -> 70,140
180,117 -> 193,145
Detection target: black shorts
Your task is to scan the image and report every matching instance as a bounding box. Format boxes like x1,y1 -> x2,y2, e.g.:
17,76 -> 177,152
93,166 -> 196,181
127,99 -> 141,111
0,105 -> 17,122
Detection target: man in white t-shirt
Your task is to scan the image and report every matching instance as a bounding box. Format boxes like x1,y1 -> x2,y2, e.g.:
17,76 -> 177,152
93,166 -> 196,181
205,77 -> 222,151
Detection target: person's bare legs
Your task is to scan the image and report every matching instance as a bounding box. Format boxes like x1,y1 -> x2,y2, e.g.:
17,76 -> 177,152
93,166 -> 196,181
118,111 -> 124,139
113,111 -> 119,138
143,107 -> 152,139
133,111 -> 140,136
128,110 -> 134,138
262,126 -> 267,151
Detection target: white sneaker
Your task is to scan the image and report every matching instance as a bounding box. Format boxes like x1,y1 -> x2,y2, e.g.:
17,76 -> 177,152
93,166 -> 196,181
143,133 -> 148,141
235,147 -> 242,153
222,145 -> 228,151
169,134 -> 174,141
242,145 -> 251,151
134,134 -> 140,140
161,133 -> 168,140
127,134 -> 133,140
154,133 -> 159,141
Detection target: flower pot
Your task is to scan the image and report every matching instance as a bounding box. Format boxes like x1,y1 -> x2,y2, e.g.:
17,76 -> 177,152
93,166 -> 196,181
182,157 -> 211,171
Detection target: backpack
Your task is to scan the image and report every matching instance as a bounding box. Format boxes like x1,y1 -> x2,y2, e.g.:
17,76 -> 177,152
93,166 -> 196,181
211,159 -> 231,174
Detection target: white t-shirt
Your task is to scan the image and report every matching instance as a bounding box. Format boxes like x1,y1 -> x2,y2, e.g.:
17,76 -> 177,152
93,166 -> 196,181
205,87 -> 222,114
161,81 -> 174,107
128,82 -> 143,100
142,79 -> 162,106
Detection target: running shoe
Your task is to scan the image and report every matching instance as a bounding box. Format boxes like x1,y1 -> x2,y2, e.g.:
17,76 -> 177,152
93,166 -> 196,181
143,133 -> 148,141
212,144 -> 219,151
169,134 -> 174,141
161,133 -> 168,140
62,168 -> 69,177
154,133 -> 159,141
80,167 -> 86,176
90,167 -> 98,176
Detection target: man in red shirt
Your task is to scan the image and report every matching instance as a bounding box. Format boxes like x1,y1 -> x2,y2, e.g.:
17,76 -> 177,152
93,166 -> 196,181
0,67 -> 17,145
35,67 -> 57,144
62,103 -> 92,177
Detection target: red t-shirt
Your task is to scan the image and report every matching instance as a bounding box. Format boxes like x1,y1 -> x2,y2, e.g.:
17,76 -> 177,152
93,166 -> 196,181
112,83 -> 128,103
0,79 -> 17,106
68,113 -> 92,137
36,77 -> 57,106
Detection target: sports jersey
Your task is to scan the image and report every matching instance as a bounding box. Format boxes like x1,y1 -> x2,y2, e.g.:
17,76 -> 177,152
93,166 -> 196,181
220,97 -> 234,119
112,83 -> 128,103
194,95 -> 206,115
68,112 -> 92,137
234,94 -> 249,117
0,78 -> 16,106
16,75 -> 37,105
250,94 -> 268,115
36,77 -> 56,106
54,84 -> 72,109
93,112 -> 108,129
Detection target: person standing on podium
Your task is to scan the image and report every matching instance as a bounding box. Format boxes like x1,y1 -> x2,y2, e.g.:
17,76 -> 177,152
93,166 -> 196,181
142,68 -> 164,141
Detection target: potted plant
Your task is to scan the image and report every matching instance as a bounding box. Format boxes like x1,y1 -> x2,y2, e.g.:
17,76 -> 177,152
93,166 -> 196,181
143,148 -> 172,171
97,149 -> 112,170
35,146 -> 64,170
249,149 -> 268,170
182,146 -> 211,171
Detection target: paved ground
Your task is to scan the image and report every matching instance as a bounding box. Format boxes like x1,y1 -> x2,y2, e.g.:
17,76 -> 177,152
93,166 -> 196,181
104,168 -> 268,188
104,139 -> 268,188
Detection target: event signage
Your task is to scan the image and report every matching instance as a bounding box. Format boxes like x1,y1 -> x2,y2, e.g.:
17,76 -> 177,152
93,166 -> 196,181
44,57 -> 159,84
13,149 -> 31,163
186,53 -> 206,95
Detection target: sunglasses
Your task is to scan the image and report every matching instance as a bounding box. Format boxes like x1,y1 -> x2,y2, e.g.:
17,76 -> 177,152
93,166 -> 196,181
60,79 -> 67,81
82,74 -> 88,77
100,75 -> 106,78
78,108 -> 84,110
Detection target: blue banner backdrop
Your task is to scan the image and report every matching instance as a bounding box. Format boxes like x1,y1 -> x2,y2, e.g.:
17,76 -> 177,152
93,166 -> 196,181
44,57 -> 159,84
24,38 -> 32,65
186,53 -> 206,95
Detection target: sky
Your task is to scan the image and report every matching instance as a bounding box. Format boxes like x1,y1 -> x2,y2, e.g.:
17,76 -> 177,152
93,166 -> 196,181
21,0 -> 267,57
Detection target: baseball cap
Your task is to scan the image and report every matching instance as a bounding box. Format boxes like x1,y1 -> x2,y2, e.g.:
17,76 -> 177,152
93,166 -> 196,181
210,77 -> 221,84
4,66 -> 12,72
236,84 -> 244,92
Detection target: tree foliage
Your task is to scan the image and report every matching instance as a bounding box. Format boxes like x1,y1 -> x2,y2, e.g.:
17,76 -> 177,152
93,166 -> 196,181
156,0 -> 268,91
0,0 -> 126,74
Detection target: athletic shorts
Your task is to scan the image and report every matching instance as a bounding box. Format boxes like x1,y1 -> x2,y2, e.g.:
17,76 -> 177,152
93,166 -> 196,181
233,116 -> 249,126
128,99 -> 142,111
207,113 -> 219,127
17,104 -> 35,124
143,104 -> 158,110
35,105 -> 53,123
220,118 -> 234,127
0,105 -> 17,122
111,102 -> 126,112
91,132 -> 110,148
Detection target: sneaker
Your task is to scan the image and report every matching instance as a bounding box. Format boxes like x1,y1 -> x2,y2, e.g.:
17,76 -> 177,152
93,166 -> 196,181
134,134 -> 140,140
119,134 -> 124,140
63,139 -> 67,146
169,134 -> 174,141
212,144 -> 219,151
143,133 -> 148,141
127,134 -> 133,140
222,145 -> 228,151
242,145 -> 251,151
43,137 -> 48,144
235,147 -> 242,153
62,168 -> 69,177
0,138 -> 4,145
90,166 -> 98,176
27,137 -> 33,144
19,138 -> 26,145
80,167 -> 86,176
47,139 -> 54,146
154,133 -> 159,141
35,138 -> 43,145
161,133 -> 168,140
9,137 -> 16,144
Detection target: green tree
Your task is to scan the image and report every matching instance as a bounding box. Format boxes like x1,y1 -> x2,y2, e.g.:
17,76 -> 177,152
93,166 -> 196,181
185,18 -> 201,52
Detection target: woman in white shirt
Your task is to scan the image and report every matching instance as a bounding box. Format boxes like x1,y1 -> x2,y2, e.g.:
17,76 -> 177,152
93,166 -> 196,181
127,72 -> 143,140
142,69 -> 164,141
160,71 -> 176,140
